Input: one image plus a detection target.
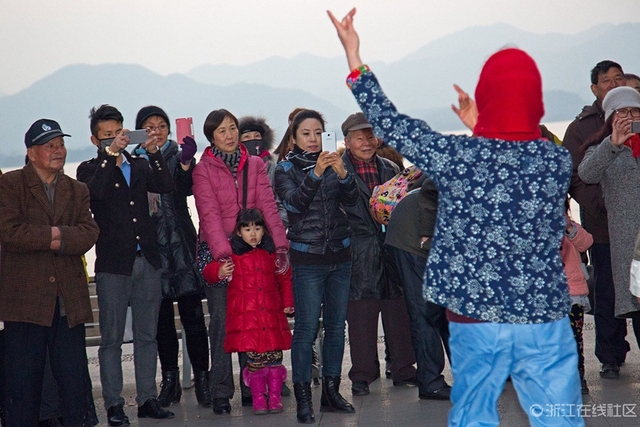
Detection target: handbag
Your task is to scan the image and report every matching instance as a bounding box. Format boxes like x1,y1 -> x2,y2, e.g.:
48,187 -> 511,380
369,165 -> 423,225
197,164 -> 249,287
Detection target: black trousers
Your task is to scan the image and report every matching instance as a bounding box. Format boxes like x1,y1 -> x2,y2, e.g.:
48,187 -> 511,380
592,243 -> 630,365
387,245 -> 450,393
156,293 -> 210,372
3,300 -> 96,427
347,296 -> 416,384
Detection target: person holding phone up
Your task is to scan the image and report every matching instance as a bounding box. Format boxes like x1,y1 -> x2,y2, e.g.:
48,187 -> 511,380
274,109 -> 359,424
77,105 -> 175,424
129,106 -> 211,409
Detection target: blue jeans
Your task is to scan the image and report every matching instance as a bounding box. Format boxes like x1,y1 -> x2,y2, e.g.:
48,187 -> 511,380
291,262 -> 351,383
448,318 -> 584,427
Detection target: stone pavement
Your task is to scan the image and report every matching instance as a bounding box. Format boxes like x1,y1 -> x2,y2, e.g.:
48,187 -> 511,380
87,316 -> 640,426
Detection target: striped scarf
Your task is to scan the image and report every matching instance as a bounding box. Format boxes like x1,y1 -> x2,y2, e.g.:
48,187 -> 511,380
212,145 -> 241,176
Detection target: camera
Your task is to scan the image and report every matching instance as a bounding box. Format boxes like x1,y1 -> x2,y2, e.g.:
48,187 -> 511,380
631,121 -> 640,134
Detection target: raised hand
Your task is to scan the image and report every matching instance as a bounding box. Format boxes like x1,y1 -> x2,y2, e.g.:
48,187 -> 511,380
327,8 -> 364,71
180,136 -> 198,165
328,153 -> 348,179
107,130 -> 129,155
313,151 -> 334,177
451,84 -> 479,131
142,129 -> 160,153
610,115 -> 634,147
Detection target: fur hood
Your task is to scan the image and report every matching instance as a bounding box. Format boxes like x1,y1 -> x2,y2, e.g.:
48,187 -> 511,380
238,116 -> 275,152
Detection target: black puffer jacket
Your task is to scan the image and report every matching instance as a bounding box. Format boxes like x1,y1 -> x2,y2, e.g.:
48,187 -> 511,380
274,151 -> 359,256
342,153 -> 400,300
133,140 -> 204,299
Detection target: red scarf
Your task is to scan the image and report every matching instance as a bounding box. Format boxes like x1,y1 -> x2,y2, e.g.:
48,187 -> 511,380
474,49 -> 544,141
625,134 -> 640,158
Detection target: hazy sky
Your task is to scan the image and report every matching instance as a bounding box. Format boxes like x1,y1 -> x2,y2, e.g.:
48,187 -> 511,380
1,0 -> 637,94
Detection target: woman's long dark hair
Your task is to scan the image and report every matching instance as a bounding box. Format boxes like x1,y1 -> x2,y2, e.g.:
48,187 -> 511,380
580,116 -> 613,155
275,107 -> 305,162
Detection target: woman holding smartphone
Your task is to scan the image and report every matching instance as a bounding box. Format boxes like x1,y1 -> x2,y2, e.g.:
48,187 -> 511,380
579,87 -> 640,331
130,106 -> 211,408
192,109 -> 289,415
274,109 -> 359,424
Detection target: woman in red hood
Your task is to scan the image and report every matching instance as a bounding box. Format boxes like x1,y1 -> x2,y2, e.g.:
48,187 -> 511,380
329,8 -> 583,427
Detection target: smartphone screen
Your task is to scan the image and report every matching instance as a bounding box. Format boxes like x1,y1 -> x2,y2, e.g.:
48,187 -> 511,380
124,129 -> 149,146
322,131 -> 337,153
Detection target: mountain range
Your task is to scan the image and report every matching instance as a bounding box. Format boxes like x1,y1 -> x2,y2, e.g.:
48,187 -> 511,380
1,22 -> 639,169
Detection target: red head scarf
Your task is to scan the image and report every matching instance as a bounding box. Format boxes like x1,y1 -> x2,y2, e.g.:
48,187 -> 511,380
473,48 -> 544,141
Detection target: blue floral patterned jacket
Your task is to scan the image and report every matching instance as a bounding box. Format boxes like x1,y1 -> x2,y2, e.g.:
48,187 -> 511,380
349,68 -> 572,324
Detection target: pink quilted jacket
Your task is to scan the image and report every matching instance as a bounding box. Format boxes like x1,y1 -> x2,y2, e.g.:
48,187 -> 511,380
560,221 -> 593,296
193,145 -> 288,260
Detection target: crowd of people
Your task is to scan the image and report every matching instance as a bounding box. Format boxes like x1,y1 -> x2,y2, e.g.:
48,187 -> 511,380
1,7 -> 640,427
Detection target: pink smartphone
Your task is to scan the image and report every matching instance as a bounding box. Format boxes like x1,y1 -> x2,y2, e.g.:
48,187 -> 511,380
175,117 -> 194,145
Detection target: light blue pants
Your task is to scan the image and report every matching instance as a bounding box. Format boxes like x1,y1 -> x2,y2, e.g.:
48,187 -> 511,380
449,317 -> 584,427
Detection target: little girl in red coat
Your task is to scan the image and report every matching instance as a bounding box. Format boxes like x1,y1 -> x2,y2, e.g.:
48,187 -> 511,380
203,208 -> 294,415
560,197 -> 593,395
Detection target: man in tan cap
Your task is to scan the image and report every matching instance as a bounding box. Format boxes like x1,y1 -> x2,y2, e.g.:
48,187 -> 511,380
339,112 -> 418,397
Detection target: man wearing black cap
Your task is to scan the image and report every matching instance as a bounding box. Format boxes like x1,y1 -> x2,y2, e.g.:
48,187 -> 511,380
0,119 -> 100,426
339,112 -> 418,397
77,105 -> 175,423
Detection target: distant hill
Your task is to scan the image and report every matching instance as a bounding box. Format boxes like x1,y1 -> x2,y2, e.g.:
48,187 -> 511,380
187,22 -> 640,116
2,22 -> 640,168
0,64 -> 350,167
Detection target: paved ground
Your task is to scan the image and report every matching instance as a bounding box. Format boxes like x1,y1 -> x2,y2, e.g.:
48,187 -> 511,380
87,316 -> 640,426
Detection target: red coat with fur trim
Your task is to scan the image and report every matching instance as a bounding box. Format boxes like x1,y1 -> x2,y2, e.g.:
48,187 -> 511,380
203,235 -> 293,353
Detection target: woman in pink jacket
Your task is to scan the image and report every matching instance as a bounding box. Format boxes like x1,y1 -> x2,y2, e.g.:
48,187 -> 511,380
192,109 -> 289,415
560,197 -> 593,395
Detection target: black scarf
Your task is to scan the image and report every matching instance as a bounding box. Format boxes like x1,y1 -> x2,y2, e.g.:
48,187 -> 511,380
230,234 -> 276,256
212,145 -> 241,176
285,145 -> 320,171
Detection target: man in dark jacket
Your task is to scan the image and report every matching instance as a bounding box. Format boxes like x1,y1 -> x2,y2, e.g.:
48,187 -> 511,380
340,113 -> 416,396
385,176 -> 451,400
562,61 -> 632,379
0,119 -> 99,426
77,105 -> 175,423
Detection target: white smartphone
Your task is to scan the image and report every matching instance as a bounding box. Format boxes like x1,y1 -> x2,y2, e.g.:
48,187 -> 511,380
322,131 -> 337,153
124,129 -> 149,146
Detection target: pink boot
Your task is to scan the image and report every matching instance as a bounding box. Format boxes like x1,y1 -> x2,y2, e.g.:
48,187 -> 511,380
267,365 -> 287,413
243,367 -> 269,415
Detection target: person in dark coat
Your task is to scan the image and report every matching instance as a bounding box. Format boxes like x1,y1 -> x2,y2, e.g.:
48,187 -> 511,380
563,61 -> 634,378
274,108 -> 359,423
131,106 -> 211,408
385,175 -> 452,400
0,119 -> 99,426
77,105 -> 175,423
339,112 -> 416,397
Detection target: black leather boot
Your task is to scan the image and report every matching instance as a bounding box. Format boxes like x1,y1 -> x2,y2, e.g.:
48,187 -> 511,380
320,376 -> 355,413
293,382 -> 315,424
194,370 -> 212,407
157,370 -> 181,407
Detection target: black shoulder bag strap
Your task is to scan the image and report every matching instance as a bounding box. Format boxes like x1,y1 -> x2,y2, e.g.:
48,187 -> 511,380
242,161 -> 249,210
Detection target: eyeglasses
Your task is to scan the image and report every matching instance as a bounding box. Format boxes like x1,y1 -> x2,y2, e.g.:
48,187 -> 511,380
614,108 -> 640,118
146,124 -> 168,132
